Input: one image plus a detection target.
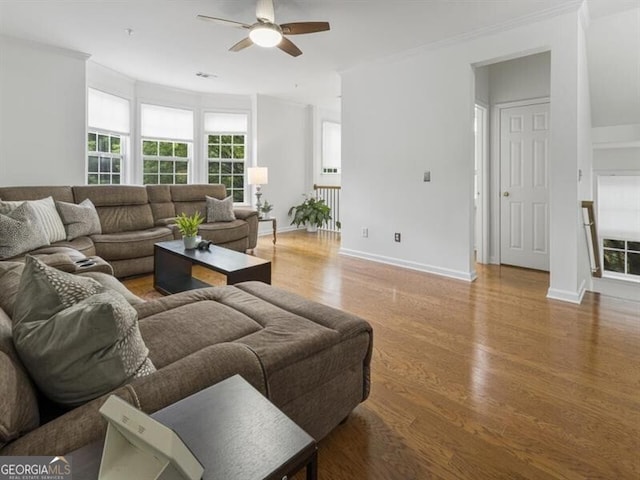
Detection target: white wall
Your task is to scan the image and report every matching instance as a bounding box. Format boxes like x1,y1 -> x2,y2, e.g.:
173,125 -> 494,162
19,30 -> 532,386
341,10 -> 587,299
0,36 -> 88,186
489,52 -> 551,104
254,95 -> 310,235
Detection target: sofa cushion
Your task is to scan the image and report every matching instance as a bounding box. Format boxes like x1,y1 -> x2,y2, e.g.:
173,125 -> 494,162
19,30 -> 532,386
0,308 -> 39,449
198,220 -> 249,244
91,227 -> 174,261
206,195 -> 236,222
0,203 -> 49,260
96,204 -> 155,234
0,262 -> 23,317
170,184 -> 226,202
56,199 -> 102,241
12,256 -> 156,406
0,186 -> 74,203
146,185 -> 176,223
0,197 -> 66,243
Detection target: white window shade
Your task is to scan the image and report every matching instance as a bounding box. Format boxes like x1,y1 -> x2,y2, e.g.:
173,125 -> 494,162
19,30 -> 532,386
597,175 -> 640,241
204,112 -> 248,132
141,104 -> 194,141
88,89 -> 130,134
322,121 -> 341,170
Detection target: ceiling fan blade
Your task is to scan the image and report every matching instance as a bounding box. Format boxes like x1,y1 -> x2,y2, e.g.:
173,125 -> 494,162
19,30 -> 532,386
277,37 -> 302,57
256,0 -> 275,23
280,22 -> 330,35
197,15 -> 250,29
229,37 -> 254,52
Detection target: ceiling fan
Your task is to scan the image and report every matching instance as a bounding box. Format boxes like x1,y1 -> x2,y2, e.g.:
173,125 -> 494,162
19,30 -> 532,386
197,0 -> 330,57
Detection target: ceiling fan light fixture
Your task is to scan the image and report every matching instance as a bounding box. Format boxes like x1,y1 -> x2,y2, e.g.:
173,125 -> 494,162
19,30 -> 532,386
249,23 -> 282,47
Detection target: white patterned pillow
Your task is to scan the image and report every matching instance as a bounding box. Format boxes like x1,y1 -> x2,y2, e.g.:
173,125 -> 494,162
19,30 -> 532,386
0,203 -> 50,260
0,197 -> 66,243
12,256 -> 155,406
206,195 -> 236,222
55,198 -> 102,241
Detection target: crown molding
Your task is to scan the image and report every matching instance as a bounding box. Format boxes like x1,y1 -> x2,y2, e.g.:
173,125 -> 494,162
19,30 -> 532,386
0,34 -> 90,60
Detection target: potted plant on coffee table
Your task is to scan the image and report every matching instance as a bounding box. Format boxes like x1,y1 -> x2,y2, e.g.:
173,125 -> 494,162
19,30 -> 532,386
175,212 -> 204,249
288,194 -> 331,232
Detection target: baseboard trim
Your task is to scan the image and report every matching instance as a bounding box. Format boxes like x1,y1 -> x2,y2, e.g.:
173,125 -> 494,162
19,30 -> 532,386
546,282 -> 585,304
339,248 -> 476,282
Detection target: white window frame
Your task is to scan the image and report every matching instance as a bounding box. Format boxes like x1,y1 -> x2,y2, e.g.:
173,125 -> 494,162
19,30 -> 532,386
141,138 -> 193,185
321,121 -> 341,175
87,129 -> 127,185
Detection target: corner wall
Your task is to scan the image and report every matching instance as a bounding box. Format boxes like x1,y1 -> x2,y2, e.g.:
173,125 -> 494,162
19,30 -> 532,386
0,36 -> 88,186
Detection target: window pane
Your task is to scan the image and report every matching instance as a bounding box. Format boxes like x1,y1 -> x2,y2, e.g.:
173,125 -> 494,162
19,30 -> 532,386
233,176 -> 243,188
110,136 -> 121,154
98,134 -> 109,153
221,145 -> 232,159
100,157 -> 111,173
174,143 -> 188,158
221,135 -> 232,144
208,145 -> 220,158
159,161 -> 174,174
233,190 -> 244,202
221,162 -> 232,174
160,175 -> 174,184
233,146 -> 245,159
88,133 -> 97,152
175,174 -> 188,185
603,239 -> 625,249
143,159 -> 158,174
628,252 -> 640,275
233,135 -> 244,145
208,175 -> 217,183
603,250 -> 625,273
88,156 -> 99,172
88,174 -> 99,184
221,175 -> 232,188
208,162 -> 220,175
100,174 -> 111,184
112,174 -> 121,185
143,140 -> 158,156
628,241 -> 640,252
143,174 -> 158,185
159,142 -> 173,156
233,162 -> 244,174
175,161 -> 188,174
112,158 -> 121,173
209,135 -> 220,144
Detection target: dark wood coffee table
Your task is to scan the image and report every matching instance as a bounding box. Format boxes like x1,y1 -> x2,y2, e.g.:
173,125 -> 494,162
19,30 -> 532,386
69,375 -> 318,480
154,240 -> 271,295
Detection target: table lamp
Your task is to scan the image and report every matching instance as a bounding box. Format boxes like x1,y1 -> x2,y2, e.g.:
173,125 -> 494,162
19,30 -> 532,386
248,167 -> 268,216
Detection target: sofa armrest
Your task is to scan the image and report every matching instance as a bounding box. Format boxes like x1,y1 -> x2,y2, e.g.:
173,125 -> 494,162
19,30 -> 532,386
234,208 -> 259,249
0,343 -> 266,456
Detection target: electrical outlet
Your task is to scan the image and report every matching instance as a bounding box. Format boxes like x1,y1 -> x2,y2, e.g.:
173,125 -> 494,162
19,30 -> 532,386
362,228 -> 369,238
394,232 -> 401,242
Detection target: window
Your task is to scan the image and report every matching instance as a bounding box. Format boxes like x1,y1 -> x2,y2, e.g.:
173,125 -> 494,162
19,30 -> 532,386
322,121 -> 341,174
141,104 -> 193,185
597,175 -> 640,279
204,112 -> 248,202
87,89 -> 130,184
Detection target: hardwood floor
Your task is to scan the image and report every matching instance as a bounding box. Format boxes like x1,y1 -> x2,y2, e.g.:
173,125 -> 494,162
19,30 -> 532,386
124,231 -> 640,479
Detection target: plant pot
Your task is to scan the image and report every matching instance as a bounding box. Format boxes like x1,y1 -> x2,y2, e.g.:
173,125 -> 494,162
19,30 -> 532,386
183,235 -> 198,249
306,224 -> 318,233
262,212 -> 271,219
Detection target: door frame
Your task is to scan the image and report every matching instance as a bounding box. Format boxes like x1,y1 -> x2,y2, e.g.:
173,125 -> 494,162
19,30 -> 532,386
474,103 -> 489,264
490,97 -> 550,265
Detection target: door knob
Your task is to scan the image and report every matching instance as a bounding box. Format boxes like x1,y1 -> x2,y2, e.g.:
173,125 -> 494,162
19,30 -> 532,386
503,191 -> 510,197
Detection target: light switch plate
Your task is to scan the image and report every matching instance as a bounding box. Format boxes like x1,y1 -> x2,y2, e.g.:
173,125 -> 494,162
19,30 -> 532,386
423,171 -> 431,182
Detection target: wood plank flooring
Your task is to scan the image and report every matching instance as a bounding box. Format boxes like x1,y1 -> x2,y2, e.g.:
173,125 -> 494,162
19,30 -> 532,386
123,231 -> 640,480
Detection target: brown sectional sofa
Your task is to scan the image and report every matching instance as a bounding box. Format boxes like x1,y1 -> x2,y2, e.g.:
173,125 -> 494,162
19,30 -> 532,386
0,184 -> 259,277
0,183 -> 373,457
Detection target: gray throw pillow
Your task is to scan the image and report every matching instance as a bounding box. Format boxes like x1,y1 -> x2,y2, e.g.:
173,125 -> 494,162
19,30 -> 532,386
0,262 -> 24,317
12,256 -> 155,406
0,197 -> 66,244
56,198 -> 102,240
206,195 -> 236,222
0,202 -> 50,260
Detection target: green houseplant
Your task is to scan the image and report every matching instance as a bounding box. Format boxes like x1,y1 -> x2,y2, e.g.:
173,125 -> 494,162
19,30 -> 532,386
261,200 -> 274,219
175,212 -> 204,249
288,195 -> 331,232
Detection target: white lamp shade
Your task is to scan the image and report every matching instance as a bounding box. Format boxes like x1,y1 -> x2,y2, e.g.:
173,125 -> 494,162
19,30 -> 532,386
248,167 -> 268,185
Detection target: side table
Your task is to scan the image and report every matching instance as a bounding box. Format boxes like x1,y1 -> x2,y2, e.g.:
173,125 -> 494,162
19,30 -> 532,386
69,375 -> 318,480
259,217 -> 277,244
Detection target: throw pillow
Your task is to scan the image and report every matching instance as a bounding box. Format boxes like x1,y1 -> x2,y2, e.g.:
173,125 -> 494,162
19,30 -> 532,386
56,198 -> 102,241
206,195 -> 236,222
12,256 -> 156,406
0,202 -> 50,260
0,197 -> 66,244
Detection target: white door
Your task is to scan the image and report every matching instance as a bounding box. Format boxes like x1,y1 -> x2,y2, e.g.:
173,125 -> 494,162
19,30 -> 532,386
500,102 -> 550,271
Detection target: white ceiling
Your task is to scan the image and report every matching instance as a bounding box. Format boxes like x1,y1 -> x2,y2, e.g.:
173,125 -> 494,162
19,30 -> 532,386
0,0 -> 637,109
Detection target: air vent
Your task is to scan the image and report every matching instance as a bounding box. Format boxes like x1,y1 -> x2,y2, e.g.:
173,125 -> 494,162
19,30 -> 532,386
196,72 -> 217,79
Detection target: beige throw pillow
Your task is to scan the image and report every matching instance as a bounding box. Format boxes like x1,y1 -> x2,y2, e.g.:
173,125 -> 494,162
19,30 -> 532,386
206,195 -> 236,222
56,198 -> 102,240
0,197 -> 66,244
0,203 -> 50,260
